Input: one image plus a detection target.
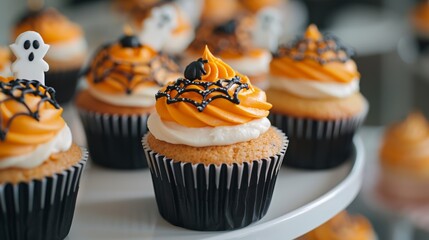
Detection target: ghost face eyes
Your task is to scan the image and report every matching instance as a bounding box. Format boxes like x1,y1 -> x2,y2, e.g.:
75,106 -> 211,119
23,40 -> 40,50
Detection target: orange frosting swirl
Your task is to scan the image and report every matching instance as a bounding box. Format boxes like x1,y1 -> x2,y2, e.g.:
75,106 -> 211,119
0,77 -> 65,159
380,112 -> 429,174
411,2 -> 429,33
239,0 -> 281,13
86,37 -> 180,95
13,8 -> 83,44
271,24 -> 360,83
0,47 -> 11,73
156,46 -> 271,127
299,211 -> 375,240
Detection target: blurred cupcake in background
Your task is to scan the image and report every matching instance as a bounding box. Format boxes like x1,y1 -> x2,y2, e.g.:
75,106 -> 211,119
76,32 -> 180,169
0,30 -> 87,240
0,47 -> 12,77
186,13 -> 272,89
410,1 -> 429,53
200,0 -> 239,25
12,7 -> 88,103
267,24 -> 368,169
379,112 -> 429,203
143,46 -> 288,230
135,2 -> 195,57
298,211 -> 376,240
238,0 -> 282,13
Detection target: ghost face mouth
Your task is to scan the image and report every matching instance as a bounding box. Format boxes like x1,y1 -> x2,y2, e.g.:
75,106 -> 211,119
23,39 -> 40,62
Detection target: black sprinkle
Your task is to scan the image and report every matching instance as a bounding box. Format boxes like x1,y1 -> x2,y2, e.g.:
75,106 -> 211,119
0,79 -> 60,141
119,35 -> 141,48
24,40 -> 31,50
28,52 -> 34,61
33,40 -> 40,49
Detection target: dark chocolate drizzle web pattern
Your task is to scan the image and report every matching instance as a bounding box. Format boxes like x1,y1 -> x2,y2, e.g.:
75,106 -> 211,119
156,76 -> 249,112
275,34 -> 355,64
0,79 -> 59,141
85,42 -> 179,94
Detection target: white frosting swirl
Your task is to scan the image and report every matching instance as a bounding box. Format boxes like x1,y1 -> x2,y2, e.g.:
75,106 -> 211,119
225,50 -> 271,76
0,125 -> 72,169
270,76 -> 360,98
88,86 -> 158,107
147,112 -> 271,147
47,36 -> 87,61
162,30 -> 195,55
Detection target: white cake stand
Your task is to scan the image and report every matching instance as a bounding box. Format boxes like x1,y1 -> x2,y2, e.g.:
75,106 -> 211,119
65,137 -> 364,240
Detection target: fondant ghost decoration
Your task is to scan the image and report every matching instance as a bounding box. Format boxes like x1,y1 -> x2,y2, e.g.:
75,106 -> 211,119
10,31 -> 49,84
252,7 -> 283,52
139,4 -> 178,51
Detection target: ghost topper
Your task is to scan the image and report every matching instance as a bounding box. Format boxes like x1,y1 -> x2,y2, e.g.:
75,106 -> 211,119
184,58 -> 208,80
10,31 -> 50,85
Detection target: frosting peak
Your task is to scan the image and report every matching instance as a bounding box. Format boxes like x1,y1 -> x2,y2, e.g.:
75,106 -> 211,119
304,24 -> 322,40
155,47 -> 271,127
200,46 -> 243,82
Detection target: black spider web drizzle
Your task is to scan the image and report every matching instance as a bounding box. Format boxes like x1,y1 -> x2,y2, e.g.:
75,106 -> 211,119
275,34 -> 355,64
0,79 -> 59,141
156,76 -> 249,112
84,43 -> 178,94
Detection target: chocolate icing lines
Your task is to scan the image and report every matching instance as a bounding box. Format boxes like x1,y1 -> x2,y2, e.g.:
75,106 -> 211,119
156,77 -> 249,112
0,79 -> 59,141
86,42 -> 179,94
275,34 -> 355,64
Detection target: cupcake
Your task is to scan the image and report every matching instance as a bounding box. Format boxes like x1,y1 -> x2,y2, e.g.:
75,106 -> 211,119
298,211 -> 376,240
134,2 -> 195,56
239,0 -> 282,13
201,0 -> 239,25
0,47 -> 12,77
12,8 -> 88,103
0,30 -> 87,240
378,112 -> 429,202
186,14 -> 272,89
142,46 -> 288,230
76,33 -> 180,169
411,1 -> 429,53
267,24 -> 368,169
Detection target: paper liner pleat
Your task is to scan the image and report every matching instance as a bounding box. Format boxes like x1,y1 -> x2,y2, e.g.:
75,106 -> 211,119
79,110 -> 149,169
269,113 -> 366,169
0,148 -> 87,240
142,131 -> 288,231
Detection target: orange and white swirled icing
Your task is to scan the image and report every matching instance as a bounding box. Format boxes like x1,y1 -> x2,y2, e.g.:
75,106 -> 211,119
13,8 -> 87,61
86,38 -> 180,107
0,77 -> 71,169
270,24 -> 360,99
155,46 -> 271,128
149,46 -> 272,147
380,112 -> 429,175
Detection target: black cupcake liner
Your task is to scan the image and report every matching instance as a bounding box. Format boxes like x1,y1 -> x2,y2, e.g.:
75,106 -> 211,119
0,148 -> 88,240
142,130 -> 288,231
415,36 -> 429,54
269,112 -> 366,169
45,69 -> 81,104
78,110 -> 149,169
